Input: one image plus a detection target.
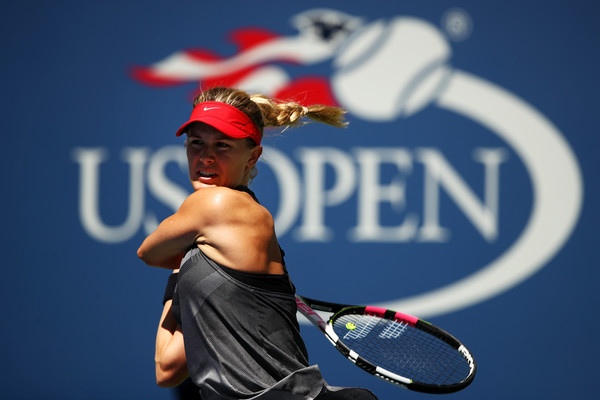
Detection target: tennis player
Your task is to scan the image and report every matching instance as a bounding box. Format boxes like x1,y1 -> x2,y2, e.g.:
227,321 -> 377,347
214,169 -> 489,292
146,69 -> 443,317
137,87 -> 378,399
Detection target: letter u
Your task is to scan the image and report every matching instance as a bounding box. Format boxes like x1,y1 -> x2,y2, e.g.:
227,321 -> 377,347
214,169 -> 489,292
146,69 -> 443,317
72,147 -> 148,243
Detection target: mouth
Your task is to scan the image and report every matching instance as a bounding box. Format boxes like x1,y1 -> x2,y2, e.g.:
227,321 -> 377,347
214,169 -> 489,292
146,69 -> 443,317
197,169 -> 218,180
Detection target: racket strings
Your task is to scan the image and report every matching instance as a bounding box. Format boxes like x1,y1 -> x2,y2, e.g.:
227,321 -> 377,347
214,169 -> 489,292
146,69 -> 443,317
333,314 -> 471,386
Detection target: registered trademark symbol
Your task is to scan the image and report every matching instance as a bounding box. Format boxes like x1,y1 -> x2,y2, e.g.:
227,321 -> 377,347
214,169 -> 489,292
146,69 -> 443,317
441,8 -> 473,42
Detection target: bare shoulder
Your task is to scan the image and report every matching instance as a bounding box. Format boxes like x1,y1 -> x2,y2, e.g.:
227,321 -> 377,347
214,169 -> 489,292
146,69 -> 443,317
183,187 -> 271,225
189,187 -> 278,270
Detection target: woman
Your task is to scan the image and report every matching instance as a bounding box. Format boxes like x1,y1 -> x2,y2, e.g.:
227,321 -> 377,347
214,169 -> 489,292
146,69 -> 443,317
138,87 -> 377,399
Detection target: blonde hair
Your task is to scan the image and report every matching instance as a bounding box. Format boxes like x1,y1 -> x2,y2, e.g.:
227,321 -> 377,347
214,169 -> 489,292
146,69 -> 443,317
192,87 -> 348,139
249,93 -> 348,130
191,87 -> 348,184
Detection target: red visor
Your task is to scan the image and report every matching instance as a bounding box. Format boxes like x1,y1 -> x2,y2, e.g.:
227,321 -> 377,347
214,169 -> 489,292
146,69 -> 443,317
175,101 -> 262,145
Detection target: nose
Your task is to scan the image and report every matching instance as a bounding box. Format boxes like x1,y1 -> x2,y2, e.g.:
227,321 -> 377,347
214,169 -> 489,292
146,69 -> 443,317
197,145 -> 215,164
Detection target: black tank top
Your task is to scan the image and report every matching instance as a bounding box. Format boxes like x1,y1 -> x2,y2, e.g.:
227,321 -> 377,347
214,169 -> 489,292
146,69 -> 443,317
172,186 -> 378,400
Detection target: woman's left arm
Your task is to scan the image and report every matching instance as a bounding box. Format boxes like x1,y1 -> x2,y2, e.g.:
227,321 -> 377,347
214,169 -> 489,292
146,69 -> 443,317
155,299 -> 189,387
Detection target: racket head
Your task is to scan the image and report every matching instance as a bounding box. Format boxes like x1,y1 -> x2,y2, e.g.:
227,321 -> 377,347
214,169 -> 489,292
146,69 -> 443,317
325,305 -> 476,394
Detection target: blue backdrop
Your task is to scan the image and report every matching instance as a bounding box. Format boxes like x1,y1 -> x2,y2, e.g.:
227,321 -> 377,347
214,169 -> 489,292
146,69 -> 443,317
3,1 -> 599,399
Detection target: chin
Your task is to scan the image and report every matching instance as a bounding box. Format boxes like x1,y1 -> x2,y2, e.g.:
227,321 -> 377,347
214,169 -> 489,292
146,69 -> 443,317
192,181 -> 218,190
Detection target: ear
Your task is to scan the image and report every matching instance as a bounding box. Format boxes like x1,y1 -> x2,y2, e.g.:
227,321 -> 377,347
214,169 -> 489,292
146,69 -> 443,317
246,145 -> 263,168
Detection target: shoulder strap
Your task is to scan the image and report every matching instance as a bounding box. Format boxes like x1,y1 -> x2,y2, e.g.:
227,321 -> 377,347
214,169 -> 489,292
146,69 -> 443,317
234,185 -> 259,203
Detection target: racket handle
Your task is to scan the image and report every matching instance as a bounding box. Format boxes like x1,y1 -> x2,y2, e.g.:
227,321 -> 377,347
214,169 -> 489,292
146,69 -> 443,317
295,295 -> 327,332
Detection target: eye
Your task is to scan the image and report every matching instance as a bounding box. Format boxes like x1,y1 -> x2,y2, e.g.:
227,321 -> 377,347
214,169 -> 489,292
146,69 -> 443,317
187,138 -> 203,148
216,141 -> 231,149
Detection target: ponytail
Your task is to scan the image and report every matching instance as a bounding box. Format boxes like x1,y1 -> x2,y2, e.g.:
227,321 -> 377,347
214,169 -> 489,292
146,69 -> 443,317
250,93 -> 348,130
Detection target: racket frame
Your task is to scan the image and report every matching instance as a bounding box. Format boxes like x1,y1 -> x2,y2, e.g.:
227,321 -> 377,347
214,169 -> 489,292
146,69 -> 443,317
295,295 -> 476,394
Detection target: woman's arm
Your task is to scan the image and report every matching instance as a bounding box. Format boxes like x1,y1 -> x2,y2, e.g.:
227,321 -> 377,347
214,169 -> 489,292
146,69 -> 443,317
137,190 -> 211,268
139,187 -> 272,270
155,299 -> 189,387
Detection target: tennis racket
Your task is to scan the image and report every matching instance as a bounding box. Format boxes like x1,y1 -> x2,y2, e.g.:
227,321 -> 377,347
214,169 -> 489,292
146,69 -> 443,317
295,295 -> 476,394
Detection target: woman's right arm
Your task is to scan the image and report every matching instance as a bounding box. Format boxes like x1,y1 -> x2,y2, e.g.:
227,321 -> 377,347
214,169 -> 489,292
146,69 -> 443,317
137,190 -> 210,268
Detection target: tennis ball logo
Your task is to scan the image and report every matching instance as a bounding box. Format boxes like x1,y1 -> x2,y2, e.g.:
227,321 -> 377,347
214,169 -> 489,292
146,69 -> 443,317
332,17 -> 451,121
346,322 -> 357,330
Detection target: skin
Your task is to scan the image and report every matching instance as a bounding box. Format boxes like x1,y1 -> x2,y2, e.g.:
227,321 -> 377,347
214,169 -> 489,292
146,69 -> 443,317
137,121 -> 285,387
